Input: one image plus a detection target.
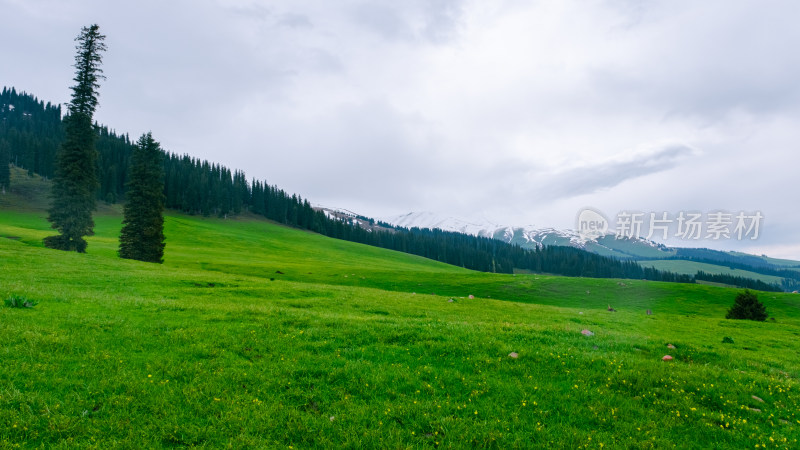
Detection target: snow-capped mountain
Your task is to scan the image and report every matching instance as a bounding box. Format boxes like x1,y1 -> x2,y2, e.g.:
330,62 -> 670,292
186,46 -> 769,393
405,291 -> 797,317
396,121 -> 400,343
382,211 -> 672,259
385,212 -> 503,238
384,212 -> 581,244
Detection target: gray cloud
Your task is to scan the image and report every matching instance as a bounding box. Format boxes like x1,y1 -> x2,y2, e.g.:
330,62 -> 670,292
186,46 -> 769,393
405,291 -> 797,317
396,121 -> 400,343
533,144 -> 697,201
278,13 -> 313,29
352,3 -> 413,41
589,1 -> 800,120
349,0 -> 465,44
3,0 -> 800,257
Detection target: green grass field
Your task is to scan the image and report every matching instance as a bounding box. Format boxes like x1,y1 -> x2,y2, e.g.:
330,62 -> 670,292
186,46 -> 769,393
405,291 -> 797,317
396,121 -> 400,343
1,172 -> 799,448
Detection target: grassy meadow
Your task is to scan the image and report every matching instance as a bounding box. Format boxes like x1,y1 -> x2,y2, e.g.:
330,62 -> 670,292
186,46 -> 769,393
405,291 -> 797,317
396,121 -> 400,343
0,172 -> 798,448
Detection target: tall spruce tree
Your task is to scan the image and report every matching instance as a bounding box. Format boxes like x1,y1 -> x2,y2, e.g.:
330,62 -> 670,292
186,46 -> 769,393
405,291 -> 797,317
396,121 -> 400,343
119,132 -> 166,263
0,140 -> 10,192
44,24 -> 106,252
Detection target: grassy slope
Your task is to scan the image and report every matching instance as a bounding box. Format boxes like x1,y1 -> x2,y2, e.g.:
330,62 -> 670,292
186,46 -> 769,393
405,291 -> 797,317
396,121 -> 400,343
728,252 -> 800,269
1,170 -> 799,448
592,236 -> 676,259
638,260 -> 784,286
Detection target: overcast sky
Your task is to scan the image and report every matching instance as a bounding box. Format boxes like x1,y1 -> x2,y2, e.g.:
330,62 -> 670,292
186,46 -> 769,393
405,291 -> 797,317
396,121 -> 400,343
3,0 -> 799,258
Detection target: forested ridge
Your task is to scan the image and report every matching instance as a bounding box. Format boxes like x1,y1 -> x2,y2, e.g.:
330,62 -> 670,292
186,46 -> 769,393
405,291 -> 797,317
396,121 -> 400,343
0,86 -> 781,287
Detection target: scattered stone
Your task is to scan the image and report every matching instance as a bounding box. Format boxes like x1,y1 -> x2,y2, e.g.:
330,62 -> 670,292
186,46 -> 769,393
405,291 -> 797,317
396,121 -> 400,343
508,352 -> 519,359
329,416 -> 335,422
752,395 -> 765,403
586,290 -> 591,294
468,295 -> 475,299
748,408 -> 762,413
662,355 -> 673,361
581,329 -> 594,337
646,309 -> 652,316
617,282 -> 626,286
447,298 -> 455,303
592,345 -> 599,350
412,292 -> 416,295
578,311 -> 584,315
667,344 -> 676,349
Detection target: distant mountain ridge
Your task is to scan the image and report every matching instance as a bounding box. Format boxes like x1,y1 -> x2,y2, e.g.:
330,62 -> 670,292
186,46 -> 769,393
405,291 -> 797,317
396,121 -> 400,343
383,211 -> 672,260
380,211 -> 800,292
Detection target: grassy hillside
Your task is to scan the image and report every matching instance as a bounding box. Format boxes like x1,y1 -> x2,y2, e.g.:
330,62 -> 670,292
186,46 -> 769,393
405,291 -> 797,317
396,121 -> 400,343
1,171 -> 799,448
639,260 -> 784,286
729,251 -> 800,269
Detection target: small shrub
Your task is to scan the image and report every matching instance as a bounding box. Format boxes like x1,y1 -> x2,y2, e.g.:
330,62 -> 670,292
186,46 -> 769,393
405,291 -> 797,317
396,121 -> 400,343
722,336 -> 735,344
725,289 -> 767,321
4,294 -> 37,308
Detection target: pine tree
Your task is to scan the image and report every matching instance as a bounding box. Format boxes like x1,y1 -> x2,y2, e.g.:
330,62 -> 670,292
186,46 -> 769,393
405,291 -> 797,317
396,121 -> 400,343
119,132 -> 165,263
44,24 -> 106,252
0,140 -> 10,192
725,289 -> 768,321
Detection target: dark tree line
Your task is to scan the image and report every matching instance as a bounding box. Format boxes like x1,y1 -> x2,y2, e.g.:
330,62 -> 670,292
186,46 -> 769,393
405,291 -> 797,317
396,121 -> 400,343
695,271 -> 782,292
0,139 -> 9,191
0,86 -> 786,287
0,87 -> 63,179
673,247 -> 793,270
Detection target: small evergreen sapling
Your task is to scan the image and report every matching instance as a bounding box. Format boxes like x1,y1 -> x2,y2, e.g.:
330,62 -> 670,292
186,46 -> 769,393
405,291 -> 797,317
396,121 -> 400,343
725,289 -> 768,321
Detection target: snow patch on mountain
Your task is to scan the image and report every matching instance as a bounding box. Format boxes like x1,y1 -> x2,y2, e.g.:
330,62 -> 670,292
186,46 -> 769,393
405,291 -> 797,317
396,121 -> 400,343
385,211 -> 503,238
382,211 -> 602,247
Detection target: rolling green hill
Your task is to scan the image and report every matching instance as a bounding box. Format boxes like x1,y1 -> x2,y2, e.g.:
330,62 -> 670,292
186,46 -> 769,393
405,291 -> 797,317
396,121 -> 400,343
1,170 -> 799,448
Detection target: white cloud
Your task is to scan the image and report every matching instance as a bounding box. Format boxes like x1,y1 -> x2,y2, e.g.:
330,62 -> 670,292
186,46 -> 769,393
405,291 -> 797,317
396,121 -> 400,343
2,0 -> 799,257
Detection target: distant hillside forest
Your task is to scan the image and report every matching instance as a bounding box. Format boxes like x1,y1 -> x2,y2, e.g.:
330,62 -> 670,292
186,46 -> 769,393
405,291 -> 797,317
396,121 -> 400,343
0,87 -> 785,290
